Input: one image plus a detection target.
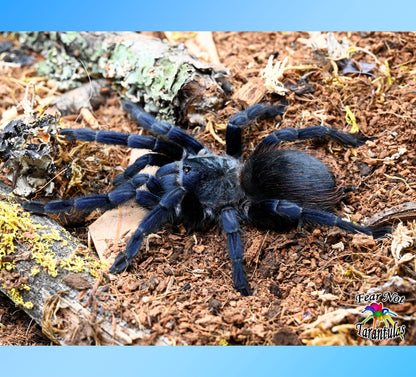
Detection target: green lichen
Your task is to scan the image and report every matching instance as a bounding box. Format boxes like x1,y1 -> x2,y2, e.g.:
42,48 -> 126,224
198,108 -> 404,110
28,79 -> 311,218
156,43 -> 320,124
17,32 -> 210,123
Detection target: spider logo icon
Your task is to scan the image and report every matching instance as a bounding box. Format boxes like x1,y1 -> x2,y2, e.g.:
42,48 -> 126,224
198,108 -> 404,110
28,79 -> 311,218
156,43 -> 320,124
359,302 -> 404,340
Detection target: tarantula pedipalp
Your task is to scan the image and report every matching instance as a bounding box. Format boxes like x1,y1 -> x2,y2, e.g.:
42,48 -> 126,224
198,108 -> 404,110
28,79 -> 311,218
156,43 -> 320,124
23,101 -> 386,296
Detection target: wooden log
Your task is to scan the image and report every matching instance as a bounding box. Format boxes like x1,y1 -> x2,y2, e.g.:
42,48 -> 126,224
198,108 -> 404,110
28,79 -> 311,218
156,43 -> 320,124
0,181 -> 156,345
17,32 -> 229,126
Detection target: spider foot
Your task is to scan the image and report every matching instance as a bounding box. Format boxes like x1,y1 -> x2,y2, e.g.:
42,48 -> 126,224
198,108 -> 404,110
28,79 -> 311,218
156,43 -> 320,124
21,200 -> 46,214
231,260 -> 252,296
237,284 -> 252,297
109,253 -> 133,274
370,226 -> 393,239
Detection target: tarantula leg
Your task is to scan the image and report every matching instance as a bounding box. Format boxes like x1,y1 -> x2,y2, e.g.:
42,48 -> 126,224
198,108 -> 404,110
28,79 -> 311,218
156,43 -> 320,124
153,162 -> 182,192
221,207 -> 251,296
256,125 -> 374,152
114,153 -> 175,186
122,101 -> 205,155
226,103 -> 287,157
135,190 -> 160,210
248,199 -> 376,237
110,186 -> 186,273
60,129 -> 183,159
22,174 -> 160,214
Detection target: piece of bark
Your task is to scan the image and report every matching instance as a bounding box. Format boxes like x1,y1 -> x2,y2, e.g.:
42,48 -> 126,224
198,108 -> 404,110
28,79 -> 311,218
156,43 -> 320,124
0,181 -> 150,345
18,32 -> 229,126
365,202 -> 416,227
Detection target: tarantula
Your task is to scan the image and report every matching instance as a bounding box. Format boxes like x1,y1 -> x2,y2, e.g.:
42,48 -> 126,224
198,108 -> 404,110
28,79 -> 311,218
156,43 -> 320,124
23,101 -> 385,296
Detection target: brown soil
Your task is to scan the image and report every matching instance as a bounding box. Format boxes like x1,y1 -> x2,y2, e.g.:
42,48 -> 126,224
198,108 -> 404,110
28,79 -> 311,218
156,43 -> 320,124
1,32 -> 416,345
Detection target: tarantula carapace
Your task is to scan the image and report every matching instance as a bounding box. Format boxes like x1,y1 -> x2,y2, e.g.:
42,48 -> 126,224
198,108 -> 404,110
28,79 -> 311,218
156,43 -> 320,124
23,101 -> 385,296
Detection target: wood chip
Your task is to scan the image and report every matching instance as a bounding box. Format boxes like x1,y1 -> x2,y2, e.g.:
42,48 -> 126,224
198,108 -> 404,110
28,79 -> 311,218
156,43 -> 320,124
232,77 -> 268,107
62,275 -> 92,290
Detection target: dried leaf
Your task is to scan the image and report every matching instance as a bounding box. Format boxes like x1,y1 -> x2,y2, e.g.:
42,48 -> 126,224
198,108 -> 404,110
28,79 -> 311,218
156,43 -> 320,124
337,58 -> 375,76
391,222 -> 414,262
51,79 -> 109,116
303,307 -> 362,331
299,32 -> 349,60
398,253 -> 414,265
62,274 -> 92,290
165,32 -> 221,66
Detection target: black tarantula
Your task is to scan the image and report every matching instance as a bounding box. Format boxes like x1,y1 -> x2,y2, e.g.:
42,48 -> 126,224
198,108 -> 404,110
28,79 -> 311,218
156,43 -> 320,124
23,101 -> 386,296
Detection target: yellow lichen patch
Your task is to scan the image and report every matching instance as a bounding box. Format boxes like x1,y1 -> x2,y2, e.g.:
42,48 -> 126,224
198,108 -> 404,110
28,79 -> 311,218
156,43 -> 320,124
218,338 -> 229,346
60,255 -> 86,273
87,257 -> 108,279
6,286 -> 34,310
31,249 -> 59,277
0,198 -> 36,259
0,197 -> 60,306
30,267 -> 40,276
59,246 -> 108,279
0,195 -> 107,309
40,228 -> 61,242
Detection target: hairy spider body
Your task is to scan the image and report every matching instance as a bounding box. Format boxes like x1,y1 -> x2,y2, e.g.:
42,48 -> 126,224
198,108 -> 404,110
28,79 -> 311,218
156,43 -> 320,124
181,154 -> 243,207
23,101 -> 385,296
242,147 -> 343,211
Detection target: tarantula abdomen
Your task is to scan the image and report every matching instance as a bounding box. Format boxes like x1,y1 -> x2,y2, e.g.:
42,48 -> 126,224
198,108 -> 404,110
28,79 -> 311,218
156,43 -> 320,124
241,145 -> 344,212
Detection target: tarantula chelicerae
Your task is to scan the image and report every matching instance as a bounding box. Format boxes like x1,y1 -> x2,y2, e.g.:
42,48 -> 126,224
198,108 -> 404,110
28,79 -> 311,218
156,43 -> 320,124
23,101 -> 386,296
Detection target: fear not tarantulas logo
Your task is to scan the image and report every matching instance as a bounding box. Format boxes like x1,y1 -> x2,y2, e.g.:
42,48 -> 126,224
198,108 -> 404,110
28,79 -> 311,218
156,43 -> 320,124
355,292 -> 406,342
